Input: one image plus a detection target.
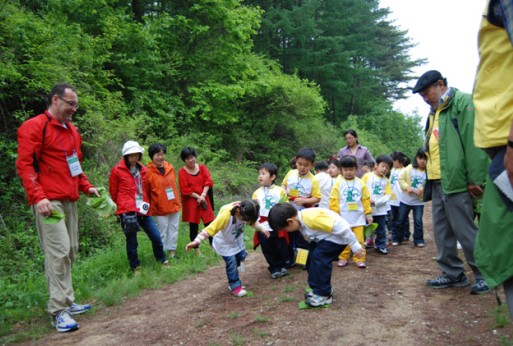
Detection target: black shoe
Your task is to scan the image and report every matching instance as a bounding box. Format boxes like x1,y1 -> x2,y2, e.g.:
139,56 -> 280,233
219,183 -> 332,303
426,273 -> 469,288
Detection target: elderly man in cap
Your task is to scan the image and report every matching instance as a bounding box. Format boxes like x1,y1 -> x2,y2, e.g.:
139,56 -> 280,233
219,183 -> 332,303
412,70 -> 490,294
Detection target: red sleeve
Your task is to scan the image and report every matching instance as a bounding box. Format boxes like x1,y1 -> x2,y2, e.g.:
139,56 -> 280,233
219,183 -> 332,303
178,167 -> 194,196
16,117 -> 46,204
200,164 -> 214,188
72,126 -> 94,194
109,168 -> 119,205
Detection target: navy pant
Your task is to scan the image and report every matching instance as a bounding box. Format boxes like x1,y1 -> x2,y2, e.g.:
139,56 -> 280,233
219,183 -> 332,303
397,202 -> 424,245
258,231 -> 289,274
373,215 -> 388,250
306,240 -> 345,297
123,215 -> 166,269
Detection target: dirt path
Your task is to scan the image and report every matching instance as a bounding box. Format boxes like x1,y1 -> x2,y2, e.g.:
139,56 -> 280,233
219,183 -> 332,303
25,203 -> 513,345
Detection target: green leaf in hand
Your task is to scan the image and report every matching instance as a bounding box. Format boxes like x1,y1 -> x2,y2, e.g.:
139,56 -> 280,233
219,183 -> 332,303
43,210 -> 65,224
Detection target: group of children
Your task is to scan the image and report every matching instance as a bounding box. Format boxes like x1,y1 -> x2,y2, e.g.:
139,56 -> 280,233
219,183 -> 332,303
185,147 -> 428,307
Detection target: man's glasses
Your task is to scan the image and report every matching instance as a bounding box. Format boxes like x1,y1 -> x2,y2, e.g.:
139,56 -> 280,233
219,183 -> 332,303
58,96 -> 79,109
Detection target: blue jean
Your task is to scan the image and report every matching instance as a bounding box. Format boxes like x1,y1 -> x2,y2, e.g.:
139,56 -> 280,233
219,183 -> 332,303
397,202 -> 424,245
306,240 -> 345,297
390,205 -> 410,242
123,215 -> 166,269
222,249 -> 248,290
373,215 -> 387,250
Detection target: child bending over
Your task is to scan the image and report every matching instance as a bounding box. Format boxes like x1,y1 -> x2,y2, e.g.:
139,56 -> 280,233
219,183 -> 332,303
185,200 -> 269,297
268,203 -> 364,307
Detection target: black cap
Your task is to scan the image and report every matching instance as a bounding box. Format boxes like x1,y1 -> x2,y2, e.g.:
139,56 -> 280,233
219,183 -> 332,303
412,70 -> 443,94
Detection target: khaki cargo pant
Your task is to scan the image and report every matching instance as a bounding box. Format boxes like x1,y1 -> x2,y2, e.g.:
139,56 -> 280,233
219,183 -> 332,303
33,200 -> 78,316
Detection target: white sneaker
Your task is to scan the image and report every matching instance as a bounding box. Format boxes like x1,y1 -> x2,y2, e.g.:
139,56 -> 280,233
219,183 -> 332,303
69,302 -> 91,315
232,286 -> 247,297
52,310 -> 79,332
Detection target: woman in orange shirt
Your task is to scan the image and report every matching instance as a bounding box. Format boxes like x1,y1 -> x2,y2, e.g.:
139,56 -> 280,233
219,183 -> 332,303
145,143 -> 182,258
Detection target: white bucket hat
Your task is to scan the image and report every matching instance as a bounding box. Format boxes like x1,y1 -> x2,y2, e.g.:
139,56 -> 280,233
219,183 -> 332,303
122,140 -> 144,156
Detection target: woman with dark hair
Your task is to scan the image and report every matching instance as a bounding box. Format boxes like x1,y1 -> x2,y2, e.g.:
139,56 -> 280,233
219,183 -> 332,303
109,140 -> 168,271
145,143 -> 181,259
337,129 -> 375,178
178,147 -> 215,255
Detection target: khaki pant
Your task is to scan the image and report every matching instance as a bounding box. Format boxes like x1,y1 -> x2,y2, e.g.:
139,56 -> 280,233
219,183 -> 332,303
33,200 -> 78,315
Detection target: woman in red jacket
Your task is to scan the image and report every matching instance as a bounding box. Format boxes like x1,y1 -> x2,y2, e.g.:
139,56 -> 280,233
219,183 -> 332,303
109,140 -> 168,271
145,143 -> 182,259
178,147 -> 215,255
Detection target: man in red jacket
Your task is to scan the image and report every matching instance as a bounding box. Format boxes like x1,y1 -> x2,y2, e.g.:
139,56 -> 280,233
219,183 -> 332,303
16,83 -> 99,333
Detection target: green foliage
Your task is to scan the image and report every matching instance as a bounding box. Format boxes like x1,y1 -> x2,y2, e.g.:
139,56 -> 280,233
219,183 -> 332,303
0,0 -> 425,341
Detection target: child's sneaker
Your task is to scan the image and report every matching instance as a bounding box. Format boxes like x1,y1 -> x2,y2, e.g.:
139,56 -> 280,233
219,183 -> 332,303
305,293 -> 332,307
232,286 -> 247,297
376,247 -> 388,255
68,302 -> 91,315
364,238 -> 374,249
280,268 -> 290,277
355,262 -> 366,269
304,288 -> 334,300
271,271 -> 283,279
337,259 -> 348,267
52,310 -> 79,333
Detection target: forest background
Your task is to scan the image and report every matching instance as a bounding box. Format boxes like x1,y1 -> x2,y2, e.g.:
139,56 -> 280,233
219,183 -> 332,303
0,0 -> 426,340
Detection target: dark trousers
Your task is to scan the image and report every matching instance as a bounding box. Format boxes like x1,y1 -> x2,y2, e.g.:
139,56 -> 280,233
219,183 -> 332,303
397,202 -> 424,245
124,215 -> 166,269
373,215 -> 388,250
258,231 -> 289,273
189,222 -> 213,246
306,240 -> 345,297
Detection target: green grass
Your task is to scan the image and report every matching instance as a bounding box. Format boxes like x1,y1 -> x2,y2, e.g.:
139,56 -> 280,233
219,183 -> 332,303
254,315 -> 269,323
0,220 -> 233,343
493,305 -> 511,328
227,312 -> 241,319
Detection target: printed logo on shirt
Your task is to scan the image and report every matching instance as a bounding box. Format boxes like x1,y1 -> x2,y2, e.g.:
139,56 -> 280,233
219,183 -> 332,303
342,186 -> 361,203
291,183 -> 306,196
265,196 -> 278,209
371,182 -> 385,195
390,173 -> 398,186
232,223 -> 245,238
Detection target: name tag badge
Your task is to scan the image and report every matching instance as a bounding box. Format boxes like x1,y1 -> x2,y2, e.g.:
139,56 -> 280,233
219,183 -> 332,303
347,202 -> 358,211
295,248 -> 309,265
135,194 -> 143,209
66,153 -> 83,177
165,187 -> 175,200
289,189 -> 299,198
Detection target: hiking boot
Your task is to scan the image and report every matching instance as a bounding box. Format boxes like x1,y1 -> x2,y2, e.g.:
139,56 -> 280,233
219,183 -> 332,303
376,247 -> 388,255
232,286 -> 247,297
52,310 -> 79,333
470,277 -> 490,295
305,293 -> 332,307
68,302 -> 91,316
337,259 -> 348,267
271,271 -> 283,279
426,274 -> 469,289
280,268 -> 290,277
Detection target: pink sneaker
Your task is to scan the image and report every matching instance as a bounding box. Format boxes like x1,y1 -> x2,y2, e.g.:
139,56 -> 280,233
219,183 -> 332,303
364,238 -> 374,249
337,259 -> 348,267
355,262 -> 366,269
232,286 -> 247,297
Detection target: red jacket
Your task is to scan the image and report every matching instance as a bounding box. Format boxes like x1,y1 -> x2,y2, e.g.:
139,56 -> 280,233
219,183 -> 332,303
109,159 -> 151,215
16,111 -> 93,205
145,161 -> 181,216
